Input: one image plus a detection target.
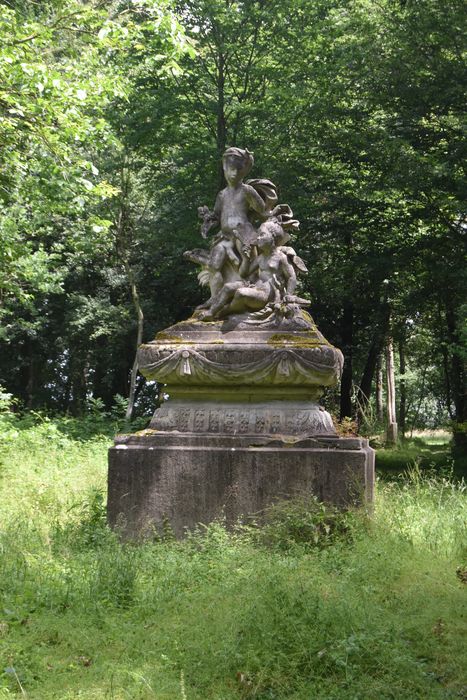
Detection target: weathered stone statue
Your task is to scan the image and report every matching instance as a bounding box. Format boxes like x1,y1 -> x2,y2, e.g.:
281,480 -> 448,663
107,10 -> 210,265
108,149 -> 375,537
185,147 -> 304,322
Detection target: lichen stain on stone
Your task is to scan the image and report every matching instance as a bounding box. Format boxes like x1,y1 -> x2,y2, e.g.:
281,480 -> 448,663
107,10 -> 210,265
131,428 -> 159,437
154,333 -> 196,346
154,332 -> 183,343
185,318 -> 221,326
299,310 -> 317,326
267,332 -> 327,348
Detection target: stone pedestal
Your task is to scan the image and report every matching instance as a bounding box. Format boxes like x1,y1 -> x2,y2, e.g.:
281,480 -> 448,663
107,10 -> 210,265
108,432 -> 374,538
107,311 -> 375,537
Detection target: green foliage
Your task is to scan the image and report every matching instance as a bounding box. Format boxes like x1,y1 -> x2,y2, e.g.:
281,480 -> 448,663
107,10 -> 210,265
252,495 -> 361,553
1,0 -> 465,424
0,1 -> 118,316
378,465 -> 467,557
354,389 -> 384,437
0,387 -> 16,414
0,415 -> 466,698
375,437 -> 467,478
53,488 -> 110,551
0,0 -> 189,414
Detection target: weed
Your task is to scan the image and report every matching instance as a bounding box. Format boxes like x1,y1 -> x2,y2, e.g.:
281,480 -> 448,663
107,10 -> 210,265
52,489 -> 110,552
250,495 -> 362,552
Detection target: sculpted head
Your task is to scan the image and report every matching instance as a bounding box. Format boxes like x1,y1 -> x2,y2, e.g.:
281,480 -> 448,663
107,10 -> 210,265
222,147 -> 254,185
256,217 -> 287,250
256,218 -> 283,251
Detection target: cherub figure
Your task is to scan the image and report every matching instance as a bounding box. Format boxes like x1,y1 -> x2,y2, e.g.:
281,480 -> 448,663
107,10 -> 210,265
205,148 -> 268,244
185,147 -> 303,318
201,218 -> 308,320
196,148 -> 269,299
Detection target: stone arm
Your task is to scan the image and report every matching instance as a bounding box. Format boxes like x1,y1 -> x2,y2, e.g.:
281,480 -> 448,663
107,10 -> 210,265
244,184 -> 268,218
246,254 -> 260,281
225,243 -> 241,268
198,193 -> 222,239
280,255 -> 297,296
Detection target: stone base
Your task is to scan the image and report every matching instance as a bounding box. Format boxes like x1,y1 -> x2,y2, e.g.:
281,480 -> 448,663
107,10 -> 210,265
108,431 -> 375,538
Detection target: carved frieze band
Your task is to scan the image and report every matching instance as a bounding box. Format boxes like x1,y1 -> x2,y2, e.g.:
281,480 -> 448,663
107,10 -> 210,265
139,345 -> 342,386
151,404 -> 336,436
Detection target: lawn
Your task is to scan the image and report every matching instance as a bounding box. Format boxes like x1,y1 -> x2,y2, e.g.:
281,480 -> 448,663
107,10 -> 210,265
0,413 -> 466,699
375,434 -> 467,479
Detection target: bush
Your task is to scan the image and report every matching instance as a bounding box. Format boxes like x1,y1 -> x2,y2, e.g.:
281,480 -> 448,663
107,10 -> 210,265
250,495 -> 364,552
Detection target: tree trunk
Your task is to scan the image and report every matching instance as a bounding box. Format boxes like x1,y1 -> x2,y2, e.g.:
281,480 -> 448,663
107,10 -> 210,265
410,366 -> 427,437
356,303 -> 390,423
356,337 -> 379,419
438,302 -> 454,420
26,341 -> 35,409
441,340 -> 454,420
386,336 -> 398,444
112,162 -> 145,422
216,53 -> 227,188
70,351 -> 88,416
339,301 -> 354,419
125,264 -> 144,422
398,339 -> 406,438
63,357 -> 72,414
376,354 -> 383,422
445,301 -> 466,450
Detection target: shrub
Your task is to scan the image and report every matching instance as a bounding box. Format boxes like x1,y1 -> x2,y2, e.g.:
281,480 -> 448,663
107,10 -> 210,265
251,495 -> 363,552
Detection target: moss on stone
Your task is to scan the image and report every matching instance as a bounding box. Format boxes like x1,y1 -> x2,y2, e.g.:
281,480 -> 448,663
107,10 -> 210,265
185,318 -> 222,326
154,332 -> 184,343
298,310 -> 320,328
267,332 -> 328,348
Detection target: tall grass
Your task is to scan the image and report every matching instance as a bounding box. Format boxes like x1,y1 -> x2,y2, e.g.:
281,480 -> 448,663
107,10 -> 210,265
0,413 -> 466,699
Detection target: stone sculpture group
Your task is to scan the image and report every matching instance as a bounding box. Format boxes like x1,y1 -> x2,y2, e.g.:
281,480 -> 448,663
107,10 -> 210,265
108,148 -> 375,537
184,147 -> 308,322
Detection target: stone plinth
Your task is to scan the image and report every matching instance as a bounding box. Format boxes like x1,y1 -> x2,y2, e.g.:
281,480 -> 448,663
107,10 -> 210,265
107,311 -> 375,537
108,432 -> 374,538
137,311 -> 344,439
137,312 -> 343,393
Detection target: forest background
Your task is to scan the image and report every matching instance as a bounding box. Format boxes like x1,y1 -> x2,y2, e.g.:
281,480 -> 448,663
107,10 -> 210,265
1,0 -> 466,446
1,3 -> 466,697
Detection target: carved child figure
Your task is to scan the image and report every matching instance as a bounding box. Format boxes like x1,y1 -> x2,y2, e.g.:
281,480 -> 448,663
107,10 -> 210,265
186,147 -> 306,320
203,219 -> 300,319
199,148 -> 268,298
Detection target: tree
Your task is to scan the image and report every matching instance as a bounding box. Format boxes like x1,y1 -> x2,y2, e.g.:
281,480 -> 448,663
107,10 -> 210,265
1,0 -> 464,436
0,0 -> 187,410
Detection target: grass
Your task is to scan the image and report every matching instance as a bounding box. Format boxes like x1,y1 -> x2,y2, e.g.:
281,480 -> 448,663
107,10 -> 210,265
375,435 -> 467,479
410,430 -> 452,445
0,412 -> 466,699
